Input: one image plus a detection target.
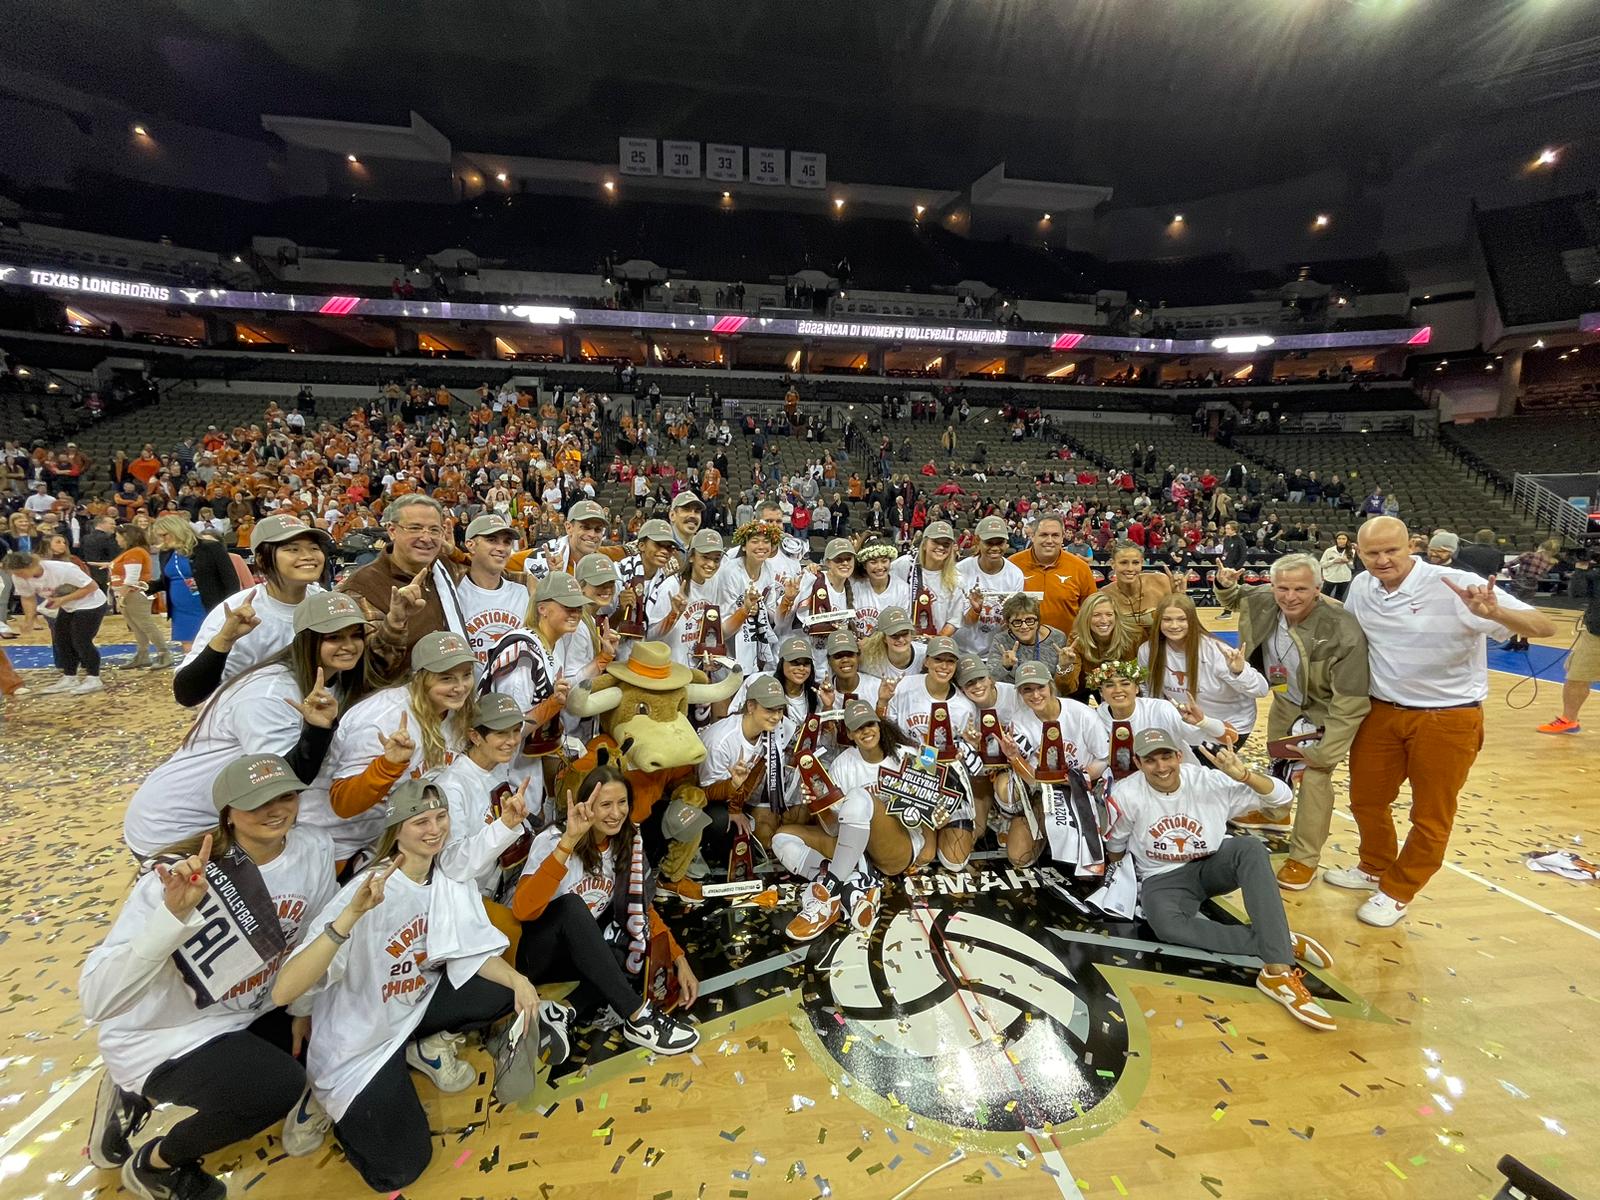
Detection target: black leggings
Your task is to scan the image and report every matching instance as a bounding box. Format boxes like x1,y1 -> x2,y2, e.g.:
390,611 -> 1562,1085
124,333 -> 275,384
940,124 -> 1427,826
143,1009 -> 303,1165
1321,580 -> 1350,602
515,893 -> 642,1020
52,605 -> 105,676
334,973 -> 512,1193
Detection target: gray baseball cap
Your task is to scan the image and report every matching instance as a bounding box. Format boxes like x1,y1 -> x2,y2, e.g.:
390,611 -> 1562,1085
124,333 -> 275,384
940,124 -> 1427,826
575,553 -> 621,587
660,796 -> 712,840
779,634 -> 813,663
465,513 -> 514,540
825,629 -> 859,656
824,538 -> 855,561
842,699 -> 879,730
690,529 -> 725,554
876,607 -> 914,636
382,777 -> 448,830
534,571 -> 592,608
670,492 -> 704,510
745,674 -> 787,710
637,519 -> 676,544
471,692 -> 526,731
250,513 -> 334,554
923,521 -> 956,542
296,590 -> 369,635
212,753 -> 301,813
567,500 -> 608,524
955,655 -> 992,686
411,630 -> 476,674
976,515 -> 1010,542
1013,660 -> 1055,688
1132,727 -> 1182,757
925,635 -> 961,660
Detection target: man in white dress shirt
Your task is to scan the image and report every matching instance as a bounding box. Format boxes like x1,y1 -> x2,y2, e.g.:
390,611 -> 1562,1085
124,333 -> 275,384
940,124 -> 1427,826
1327,517 -> 1554,926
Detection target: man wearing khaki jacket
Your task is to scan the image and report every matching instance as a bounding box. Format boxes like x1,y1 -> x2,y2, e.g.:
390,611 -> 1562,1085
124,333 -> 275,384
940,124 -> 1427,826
1214,552 -> 1370,890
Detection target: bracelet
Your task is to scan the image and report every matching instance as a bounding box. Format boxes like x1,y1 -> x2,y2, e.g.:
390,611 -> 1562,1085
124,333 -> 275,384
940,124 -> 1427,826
324,925 -> 350,946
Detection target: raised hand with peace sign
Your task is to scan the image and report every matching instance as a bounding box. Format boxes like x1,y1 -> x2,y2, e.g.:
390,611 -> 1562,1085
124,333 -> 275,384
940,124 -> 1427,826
351,854 -> 402,915
1195,742 -> 1251,782
156,833 -> 213,919
284,668 -> 339,729
380,712 -> 417,765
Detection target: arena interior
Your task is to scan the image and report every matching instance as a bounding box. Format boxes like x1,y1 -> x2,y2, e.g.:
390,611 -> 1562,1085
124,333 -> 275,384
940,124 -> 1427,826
1,4 -> 1599,1200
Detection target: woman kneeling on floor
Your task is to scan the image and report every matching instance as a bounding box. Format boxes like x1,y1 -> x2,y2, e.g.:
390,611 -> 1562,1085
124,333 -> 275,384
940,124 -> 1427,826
81,754 -> 338,1200
271,779 -> 541,1193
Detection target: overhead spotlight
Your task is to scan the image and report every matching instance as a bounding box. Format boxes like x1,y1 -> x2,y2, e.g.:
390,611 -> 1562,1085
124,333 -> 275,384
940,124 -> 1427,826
834,197 -> 845,209
722,191 -> 731,199
1172,213 -> 1184,224
1043,212 -> 1052,221
603,179 -> 615,192
1532,339 -> 1545,349
1314,213 -> 1330,228
132,124 -> 148,137
1535,147 -> 1559,167
347,154 -> 358,163
496,172 -> 508,183
915,204 -> 926,216
232,255 -> 242,264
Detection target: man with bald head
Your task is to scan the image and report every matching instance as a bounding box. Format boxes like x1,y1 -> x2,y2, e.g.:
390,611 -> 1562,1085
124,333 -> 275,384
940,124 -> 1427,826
1328,517 -> 1554,926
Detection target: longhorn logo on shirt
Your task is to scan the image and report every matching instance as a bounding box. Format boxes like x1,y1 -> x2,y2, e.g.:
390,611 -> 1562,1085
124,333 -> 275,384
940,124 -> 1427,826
1146,813 -> 1208,861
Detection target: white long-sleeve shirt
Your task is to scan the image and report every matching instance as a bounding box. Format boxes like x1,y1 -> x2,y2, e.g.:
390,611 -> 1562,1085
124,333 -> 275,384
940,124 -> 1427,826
81,827 -> 337,1091
1139,637 -> 1270,737
432,755 -> 526,899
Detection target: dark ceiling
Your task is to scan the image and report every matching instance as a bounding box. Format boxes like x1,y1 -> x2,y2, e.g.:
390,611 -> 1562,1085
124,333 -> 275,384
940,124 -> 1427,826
6,0 -> 1600,207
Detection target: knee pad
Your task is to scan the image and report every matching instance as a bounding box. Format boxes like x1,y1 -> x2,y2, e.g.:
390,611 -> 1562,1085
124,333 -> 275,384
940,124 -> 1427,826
937,849 -> 969,872
769,830 -> 812,876
836,788 -> 873,829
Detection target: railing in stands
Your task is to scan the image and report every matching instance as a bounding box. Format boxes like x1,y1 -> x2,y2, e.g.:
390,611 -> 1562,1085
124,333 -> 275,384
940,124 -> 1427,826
1511,472 -> 1600,543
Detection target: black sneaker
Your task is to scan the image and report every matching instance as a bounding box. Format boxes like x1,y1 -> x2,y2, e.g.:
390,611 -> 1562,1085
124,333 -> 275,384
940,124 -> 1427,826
538,998 -> 575,1066
622,1003 -> 700,1055
88,1071 -> 150,1169
121,1141 -> 226,1200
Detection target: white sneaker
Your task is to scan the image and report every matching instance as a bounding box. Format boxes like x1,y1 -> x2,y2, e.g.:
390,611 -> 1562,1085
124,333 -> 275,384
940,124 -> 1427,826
1290,930 -> 1334,970
280,1086 -> 330,1156
1322,865 -> 1380,892
71,676 -> 105,695
686,850 -> 710,881
1356,891 -> 1408,927
406,1032 -> 475,1092
38,675 -> 79,694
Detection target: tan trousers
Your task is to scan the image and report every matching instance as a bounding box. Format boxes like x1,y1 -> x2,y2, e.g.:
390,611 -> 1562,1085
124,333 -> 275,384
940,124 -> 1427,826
121,591 -> 173,661
1263,693 -> 1339,868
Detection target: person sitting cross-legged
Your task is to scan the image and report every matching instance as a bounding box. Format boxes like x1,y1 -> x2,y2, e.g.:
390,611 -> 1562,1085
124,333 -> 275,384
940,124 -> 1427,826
1106,729 -> 1337,1031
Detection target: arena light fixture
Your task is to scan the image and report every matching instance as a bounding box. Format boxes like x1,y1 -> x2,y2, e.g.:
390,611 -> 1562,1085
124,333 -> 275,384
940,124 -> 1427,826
132,124 -> 148,137
603,179 -> 615,192
346,154 -> 358,163
1172,213 -> 1185,224
508,305 -> 575,325
1535,147 -> 1558,167
496,172 -> 509,183
1532,339 -> 1544,348
722,191 -> 731,199
915,204 -> 926,217
834,197 -> 845,210
1314,213 -> 1330,228
1211,335 -> 1275,354
1043,212 -> 1052,221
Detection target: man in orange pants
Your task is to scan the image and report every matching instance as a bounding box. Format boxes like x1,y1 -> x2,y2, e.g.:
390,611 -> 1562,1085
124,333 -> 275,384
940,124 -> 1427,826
1327,518 -> 1553,927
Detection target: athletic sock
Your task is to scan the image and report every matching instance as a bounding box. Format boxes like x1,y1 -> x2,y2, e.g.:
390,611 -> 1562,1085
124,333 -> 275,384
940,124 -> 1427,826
830,817 -> 871,884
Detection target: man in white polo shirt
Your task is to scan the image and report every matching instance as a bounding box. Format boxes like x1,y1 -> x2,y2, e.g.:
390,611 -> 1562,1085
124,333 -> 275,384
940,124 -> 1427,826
1328,517 -> 1554,926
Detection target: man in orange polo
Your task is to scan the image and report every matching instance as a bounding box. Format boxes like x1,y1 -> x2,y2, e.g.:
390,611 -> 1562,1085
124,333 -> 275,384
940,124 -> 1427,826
1010,511 -> 1097,636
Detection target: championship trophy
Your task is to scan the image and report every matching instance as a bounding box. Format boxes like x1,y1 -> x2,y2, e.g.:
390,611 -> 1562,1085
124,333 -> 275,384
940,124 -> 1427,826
787,712 -> 823,767
927,702 -> 957,763
806,575 -> 843,634
612,584 -> 648,639
912,587 -> 940,637
1034,720 -> 1070,783
797,752 -> 845,816
694,605 -> 729,659
976,708 -> 1009,768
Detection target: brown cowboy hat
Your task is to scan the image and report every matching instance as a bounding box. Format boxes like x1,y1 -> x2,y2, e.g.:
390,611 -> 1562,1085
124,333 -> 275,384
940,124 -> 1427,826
604,640 -> 694,692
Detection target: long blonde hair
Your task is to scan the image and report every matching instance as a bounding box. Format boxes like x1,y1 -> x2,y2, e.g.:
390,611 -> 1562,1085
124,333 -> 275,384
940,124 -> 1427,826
860,628 -> 915,676
404,672 -> 469,770
913,536 -> 959,594
151,514 -> 198,555
1070,592 -> 1142,673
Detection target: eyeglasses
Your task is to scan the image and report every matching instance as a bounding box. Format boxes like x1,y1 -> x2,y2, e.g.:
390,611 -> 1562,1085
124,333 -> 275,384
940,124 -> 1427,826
395,524 -> 444,537
1010,617 -> 1040,628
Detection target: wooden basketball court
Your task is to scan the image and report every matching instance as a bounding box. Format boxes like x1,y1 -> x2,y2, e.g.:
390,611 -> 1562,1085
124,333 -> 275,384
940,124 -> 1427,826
0,606 -> 1595,1200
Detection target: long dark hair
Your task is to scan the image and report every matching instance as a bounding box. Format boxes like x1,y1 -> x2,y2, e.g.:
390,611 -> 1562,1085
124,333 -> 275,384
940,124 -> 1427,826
572,764 -> 638,875
181,624 -> 369,749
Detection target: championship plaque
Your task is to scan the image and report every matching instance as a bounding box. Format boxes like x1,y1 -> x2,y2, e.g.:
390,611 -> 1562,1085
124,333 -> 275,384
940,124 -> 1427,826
927,703 -> 957,763
797,752 -> 845,816
912,588 -> 940,637
613,585 -> 648,639
807,577 -> 842,634
1035,720 -> 1069,783
787,712 -> 823,766
976,708 -> 1008,767
694,606 -> 729,658
1109,718 -> 1136,779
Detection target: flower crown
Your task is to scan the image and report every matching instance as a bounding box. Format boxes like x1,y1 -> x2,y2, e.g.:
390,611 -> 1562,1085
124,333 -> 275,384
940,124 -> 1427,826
1086,660 -> 1146,689
731,520 -> 785,547
855,540 -> 898,562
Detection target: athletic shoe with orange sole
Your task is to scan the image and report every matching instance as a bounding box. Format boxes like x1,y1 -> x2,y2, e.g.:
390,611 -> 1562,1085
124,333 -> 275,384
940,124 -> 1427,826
1276,859 -> 1317,891
1537,716 -> 1581,735
785,881 -> 842,942
1257,967 -> 1337,1031
657,877 -> 705,904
